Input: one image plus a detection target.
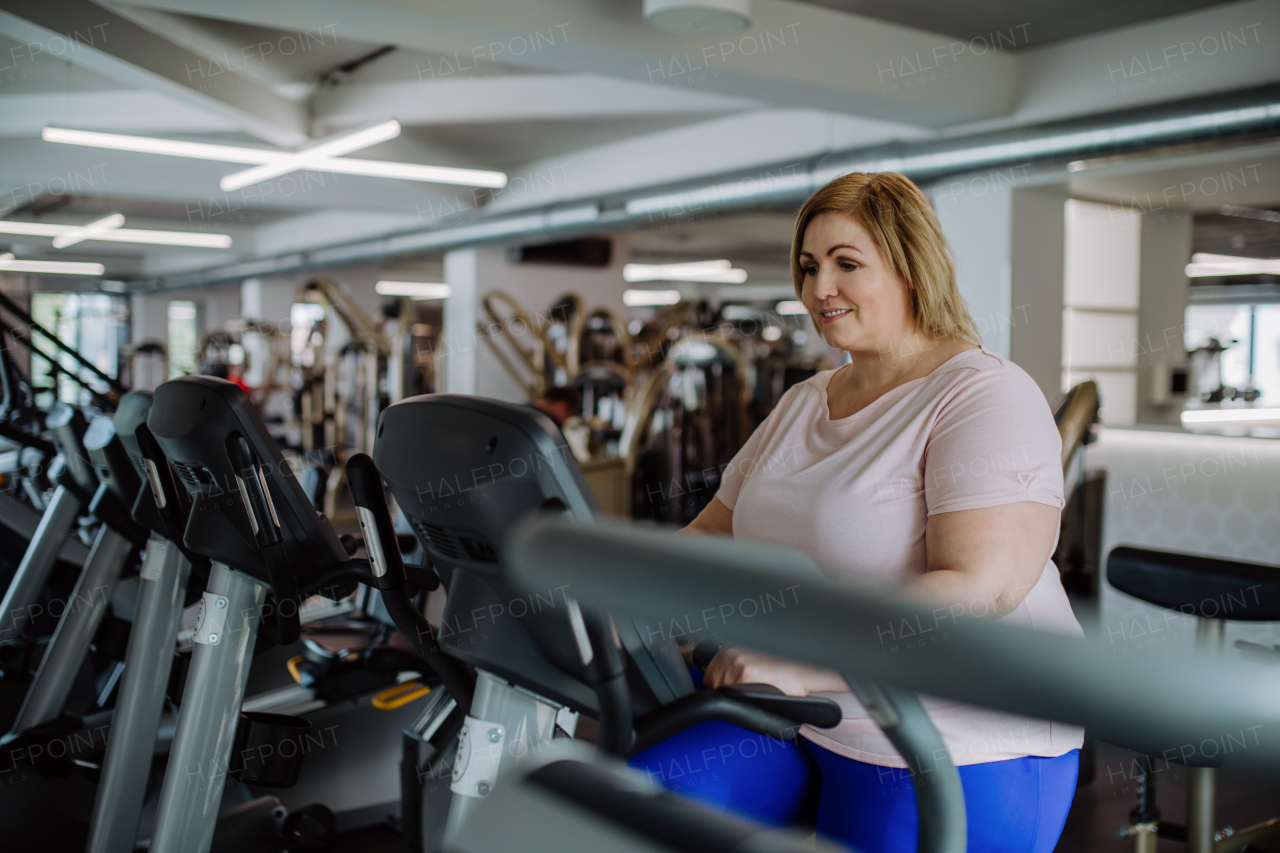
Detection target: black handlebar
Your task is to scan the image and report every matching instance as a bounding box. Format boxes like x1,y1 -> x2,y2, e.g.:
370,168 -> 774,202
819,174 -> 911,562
227,435 -> 301,646
344,453 -> 474,714
134,422 -> 211,590
346,452 -> 407,591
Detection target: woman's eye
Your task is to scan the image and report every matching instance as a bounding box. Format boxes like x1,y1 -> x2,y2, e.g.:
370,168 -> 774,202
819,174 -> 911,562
802,265 -> 818,276
839,261 -> 857,272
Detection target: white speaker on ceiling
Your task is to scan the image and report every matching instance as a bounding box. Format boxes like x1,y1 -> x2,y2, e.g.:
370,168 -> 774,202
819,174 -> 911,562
642,0 -> 752,36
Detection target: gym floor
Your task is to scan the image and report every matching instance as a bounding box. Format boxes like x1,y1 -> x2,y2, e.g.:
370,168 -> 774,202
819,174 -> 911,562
328,739 -> 1280,852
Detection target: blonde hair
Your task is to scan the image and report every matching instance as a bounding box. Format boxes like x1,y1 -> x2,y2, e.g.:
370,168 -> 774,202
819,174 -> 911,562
790,172 -> 978,342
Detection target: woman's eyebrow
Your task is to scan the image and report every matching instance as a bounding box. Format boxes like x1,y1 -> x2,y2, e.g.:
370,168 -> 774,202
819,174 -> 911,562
800,243 -> 866,258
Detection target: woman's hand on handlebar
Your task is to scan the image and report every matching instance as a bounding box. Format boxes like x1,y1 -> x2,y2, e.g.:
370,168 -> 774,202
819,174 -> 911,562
703,646 -> 846,697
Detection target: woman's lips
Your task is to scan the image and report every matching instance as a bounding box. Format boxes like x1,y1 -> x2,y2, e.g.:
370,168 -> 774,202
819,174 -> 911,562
819,308 -> 851,324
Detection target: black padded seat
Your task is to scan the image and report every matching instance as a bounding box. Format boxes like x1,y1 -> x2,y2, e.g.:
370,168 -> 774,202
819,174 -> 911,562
1107,546 -> 1280,621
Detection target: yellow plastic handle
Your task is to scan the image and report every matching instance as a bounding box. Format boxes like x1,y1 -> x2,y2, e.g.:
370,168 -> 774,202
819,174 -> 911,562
372,680 -> 431,711
286,655 -> 306,684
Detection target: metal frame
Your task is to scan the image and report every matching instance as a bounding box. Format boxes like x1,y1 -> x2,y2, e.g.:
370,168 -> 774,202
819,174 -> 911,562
8,525 -> 133,733
0,485 -> 82,642
86,536 -> 191,853
149,561 -> 265,853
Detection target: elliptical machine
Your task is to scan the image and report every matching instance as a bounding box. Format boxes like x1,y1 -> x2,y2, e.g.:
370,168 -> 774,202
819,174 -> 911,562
345,394 -> 908,851
144,374 -> 352,853
85,389 -> 209,853
2,406 -> 150,747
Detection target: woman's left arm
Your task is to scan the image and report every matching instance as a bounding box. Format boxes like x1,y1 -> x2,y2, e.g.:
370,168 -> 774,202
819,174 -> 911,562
905,501 -> 1060,615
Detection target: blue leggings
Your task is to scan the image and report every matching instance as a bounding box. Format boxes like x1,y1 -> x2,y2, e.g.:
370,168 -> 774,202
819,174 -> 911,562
629,714 -> 1078,851
805,742 -> 1079,853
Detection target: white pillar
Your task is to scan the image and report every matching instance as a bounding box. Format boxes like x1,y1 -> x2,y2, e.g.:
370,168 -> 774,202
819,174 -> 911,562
1010,186 -> 1068,400
442,248 -> 479,394
930,176 -> 1070,400
1136,212 -> 1192,426
931,179 -> 1014,357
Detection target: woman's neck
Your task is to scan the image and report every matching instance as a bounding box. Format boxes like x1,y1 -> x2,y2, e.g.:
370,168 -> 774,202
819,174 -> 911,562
825,334 -> 976,420
843,332 -> 949,392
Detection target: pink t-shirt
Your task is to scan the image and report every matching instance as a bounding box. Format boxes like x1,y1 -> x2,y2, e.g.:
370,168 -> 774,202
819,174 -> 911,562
716,346 -> 1085,767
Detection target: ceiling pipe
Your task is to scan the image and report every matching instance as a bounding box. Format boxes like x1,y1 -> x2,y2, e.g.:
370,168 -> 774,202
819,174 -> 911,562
129,83 -> 1280,293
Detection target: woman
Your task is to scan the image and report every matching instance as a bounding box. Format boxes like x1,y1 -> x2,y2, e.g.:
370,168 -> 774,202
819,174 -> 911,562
690,172 -> 1083,852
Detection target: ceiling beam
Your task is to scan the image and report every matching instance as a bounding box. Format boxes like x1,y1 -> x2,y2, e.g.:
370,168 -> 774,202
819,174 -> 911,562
0,0 -> 309,145
313,73 -> 757,131
110,0 -> 1018,127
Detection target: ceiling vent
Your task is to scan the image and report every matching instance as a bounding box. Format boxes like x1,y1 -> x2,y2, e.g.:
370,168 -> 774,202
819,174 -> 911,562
643,0 -> 751,36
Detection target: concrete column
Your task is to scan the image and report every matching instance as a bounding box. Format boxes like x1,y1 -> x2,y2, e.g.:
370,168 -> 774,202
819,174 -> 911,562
931,176 -> 1070,400
933,182 -> 1013,358
442,248 -> 479,394
1010,186 -> 1068,400
1135,211 -> 1192,426
130,292 -> 168,346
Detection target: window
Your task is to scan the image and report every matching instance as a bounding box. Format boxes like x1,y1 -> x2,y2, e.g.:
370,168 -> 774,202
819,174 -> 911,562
30,293 -> 123,406
1061,199 -> 1141,424
1185,303 -> 1280,403
168,301 -> 198,378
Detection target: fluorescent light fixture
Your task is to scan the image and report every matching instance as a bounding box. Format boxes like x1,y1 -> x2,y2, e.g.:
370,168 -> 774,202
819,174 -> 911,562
623,289 -> 681,307
776,300 -> 807,315
43,126 -> 507,190
52,213 -> 124,248
623,259 -> 747,284
221,120 -> 402,191
375,280 -> 452,300
1185,252 -> 1280,277
1181,407 -> 1280,424
0,219 -> 231,248
0,253 -> 104,275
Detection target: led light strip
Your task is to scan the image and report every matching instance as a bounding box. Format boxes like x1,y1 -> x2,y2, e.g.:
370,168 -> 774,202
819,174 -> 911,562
43,125 -> 508,190
1185,252 -> 1280,278
0,219 -> 231,248
0,252 -> 104,275
623,259 -> 748,284
52,213 -> 124,248
1181,408 -> 1280,423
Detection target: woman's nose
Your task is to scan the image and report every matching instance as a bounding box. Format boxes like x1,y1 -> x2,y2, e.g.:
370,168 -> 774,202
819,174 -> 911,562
811,269 -> 840,300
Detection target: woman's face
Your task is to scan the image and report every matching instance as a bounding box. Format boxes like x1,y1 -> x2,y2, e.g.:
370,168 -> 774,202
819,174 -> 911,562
798,211 -> 916,355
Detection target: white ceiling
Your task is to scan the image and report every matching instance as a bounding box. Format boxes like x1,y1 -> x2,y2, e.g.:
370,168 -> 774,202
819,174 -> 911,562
0,0 -> 1276,287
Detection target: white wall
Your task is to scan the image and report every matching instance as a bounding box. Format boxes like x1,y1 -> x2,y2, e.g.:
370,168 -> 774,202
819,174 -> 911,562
1089,427 -> 1280,656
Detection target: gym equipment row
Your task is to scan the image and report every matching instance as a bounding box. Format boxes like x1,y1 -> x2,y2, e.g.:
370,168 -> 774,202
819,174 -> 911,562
1,310 -> 1275,853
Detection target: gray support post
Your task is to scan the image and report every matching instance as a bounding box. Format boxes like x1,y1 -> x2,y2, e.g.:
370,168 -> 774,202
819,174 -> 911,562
443,669 -> 561,847
10,525 -> 133,733
0,486 -> 82,641
1186,767 -> 1217,853
1186,618 -> 1226,853
150,561 -> 265,853
86,537 -> 191,853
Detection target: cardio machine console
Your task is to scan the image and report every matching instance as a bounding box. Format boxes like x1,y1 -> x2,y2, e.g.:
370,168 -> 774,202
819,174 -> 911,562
374,394 -> 694,716
147,376 -> 346,586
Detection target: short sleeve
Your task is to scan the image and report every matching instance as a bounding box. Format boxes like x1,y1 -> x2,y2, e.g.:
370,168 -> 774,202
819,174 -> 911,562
923,366 -> 1064,516
715,381 -> 807,511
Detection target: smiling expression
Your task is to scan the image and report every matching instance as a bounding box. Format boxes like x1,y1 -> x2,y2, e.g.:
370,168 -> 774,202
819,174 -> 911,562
798,211 -> 917,354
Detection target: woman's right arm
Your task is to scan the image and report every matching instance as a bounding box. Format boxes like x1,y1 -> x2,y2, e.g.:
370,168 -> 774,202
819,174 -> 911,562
680,495 -> 734,536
